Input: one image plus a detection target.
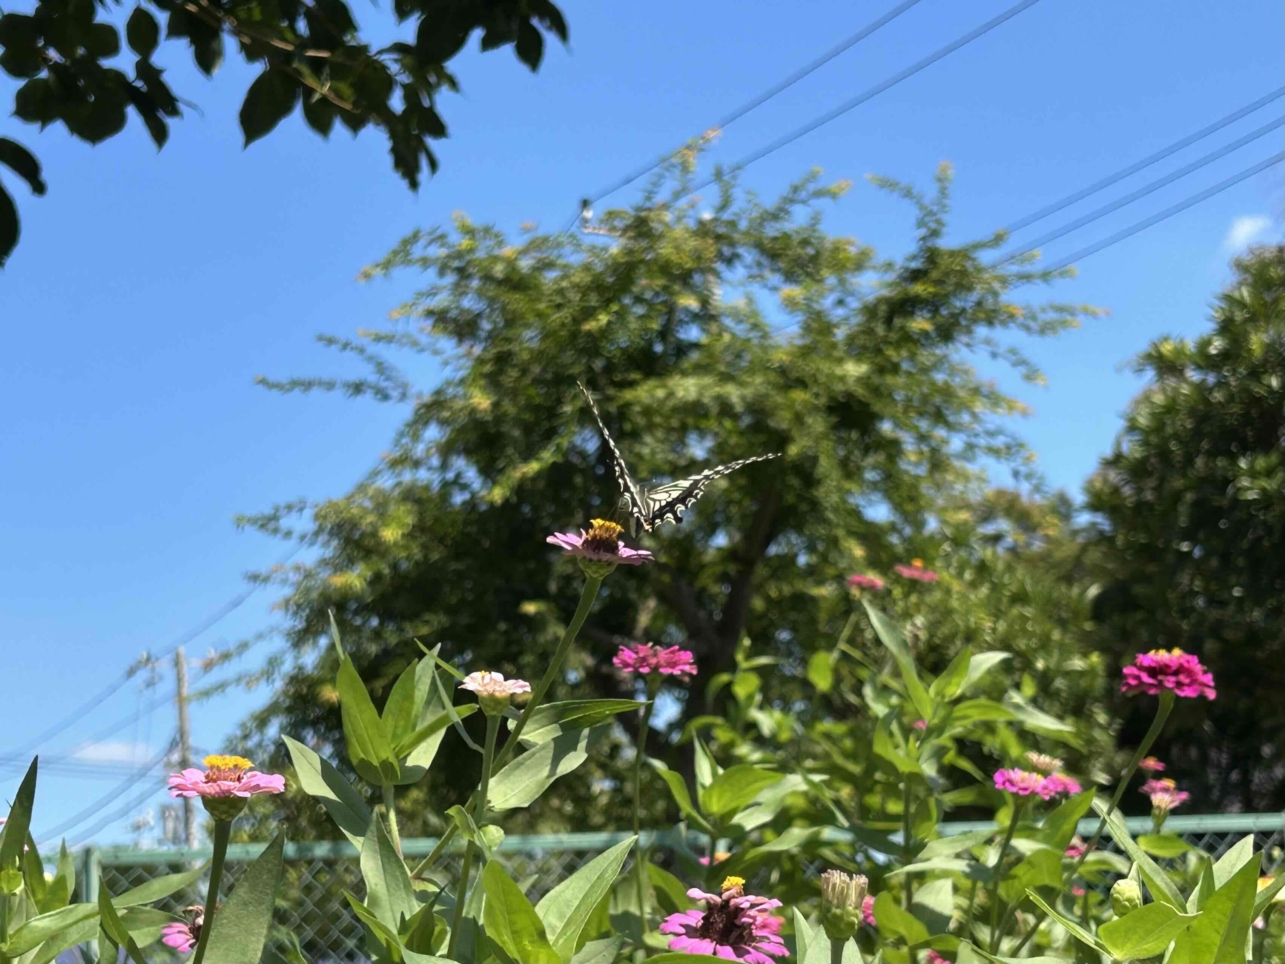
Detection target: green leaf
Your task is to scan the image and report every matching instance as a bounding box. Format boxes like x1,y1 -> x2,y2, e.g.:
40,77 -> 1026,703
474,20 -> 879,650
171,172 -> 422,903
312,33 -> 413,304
1,903 -> 98,956
863,600 -> 933,719
535,835 -> 635,960
382,659 -> 423,746
648,761 -> 715,835
515,19 -> 543,70
488,725 -> 609,811
1000,850 -> 1062,903
1002,691 -> 1078,742
42,841 -> 75,912
404,658 -> 462,771
887,857 -> 991,882
793,907 -> 825,964
873,891 -> 928,946
918,828 -> 995,861
337,654 -> 397,784
806,651 -> 834,693
0,758 -> 37,868
1091,798 -> 1184,908
1138,833 -> 1192,858
873,712 -> 921,774
1169,852 -> 1260,964
929,646 -> 971,702
1037,789 -> 1096,851
98,882 -> 146,964
958,651 -> 1012,695
571,935 -> 624,963
514,699 -> 644,746
1253,873 -> 1284,919
361,814 -> 417,930
446,805 -> 501,862
239,68 -> 300,146
698,765 -> 783,821
481,861 -> 560,964
0,138 -> 45,195
113,862 -> 207,907
648,863 -> 693,915
1023,889 -> 1109,956
22,833 -> 47,907
394,704 -> 478,764
344,892 -> 403,957
1212,834 -> 1256,889
281,734 -> 372,849
946,699 -> 1017,728
912,877 -> 954,936
203,832 -> 286,964
125,7 -> 159,57
692,736 -> 721,793
1097,902 -> 1195,961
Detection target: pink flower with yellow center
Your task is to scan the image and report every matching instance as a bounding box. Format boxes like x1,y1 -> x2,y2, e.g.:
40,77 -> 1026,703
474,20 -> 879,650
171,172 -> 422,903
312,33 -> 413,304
459,671 -> 532,716
659,876 -> 787,964
1148,786 -> 1190,814
1140,777 -> 1176,795
613,643 -> 697,680
1037,773 -> 1083,800
993,768 -> 1045,796
1138,756 -> 1166,773
168,755 -> 284,821
547,519 -> 653,574
1121,648 -> 1215,700
894,559 -> 939,583
847,573 -> 886,591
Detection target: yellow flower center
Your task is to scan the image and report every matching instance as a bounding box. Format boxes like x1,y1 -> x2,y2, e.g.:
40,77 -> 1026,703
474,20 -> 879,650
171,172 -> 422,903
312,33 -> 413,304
911,558 -> 924,568
721,875 -> 746,893
203,755 -> 253,783
1146,647 -> 1186,657
584,519 -> 624,553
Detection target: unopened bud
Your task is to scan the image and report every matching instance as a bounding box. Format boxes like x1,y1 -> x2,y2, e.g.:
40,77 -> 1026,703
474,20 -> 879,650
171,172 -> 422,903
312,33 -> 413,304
820,870 -> 868,940
1111,879 -> 1143,917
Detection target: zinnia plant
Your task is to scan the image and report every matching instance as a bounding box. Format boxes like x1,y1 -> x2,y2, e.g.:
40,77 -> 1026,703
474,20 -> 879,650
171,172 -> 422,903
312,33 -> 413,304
659,876 -> 787,963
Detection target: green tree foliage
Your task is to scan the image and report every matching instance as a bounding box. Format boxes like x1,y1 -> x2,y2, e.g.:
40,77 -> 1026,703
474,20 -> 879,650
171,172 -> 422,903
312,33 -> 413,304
1086,244 -> 1285,811
0,0 -> 567,265
235,158 -> 1103,836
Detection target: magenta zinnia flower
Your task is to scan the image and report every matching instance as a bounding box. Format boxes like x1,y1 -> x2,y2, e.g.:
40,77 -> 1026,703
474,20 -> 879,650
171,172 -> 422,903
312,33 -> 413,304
168,755 -> 285,800
894,559 -> 939,583
861,894 -> 876,927
1037,773 -> 1082,801
162,922 -> 196,954
847,573 -> 886,591
1065,836 -> 1087,859
1139,756 -> 1166,773
547,519 -> 653,569
925,952 -> 950,964
613,643 -> 697,680
659,877 -> 786,964
1120,648 -> 1215,700
1140,778 -> 1177,796
993,768 -> 1045,796
1145,778 -> 1189,814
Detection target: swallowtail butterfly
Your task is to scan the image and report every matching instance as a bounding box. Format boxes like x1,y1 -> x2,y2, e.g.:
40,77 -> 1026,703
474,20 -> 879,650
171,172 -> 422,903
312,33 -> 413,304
577,381 -> 780,534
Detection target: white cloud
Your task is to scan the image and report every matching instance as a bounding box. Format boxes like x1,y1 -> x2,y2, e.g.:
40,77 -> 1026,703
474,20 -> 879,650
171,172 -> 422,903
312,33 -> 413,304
1222,214 -> 1273,252
70,740 -> 154,765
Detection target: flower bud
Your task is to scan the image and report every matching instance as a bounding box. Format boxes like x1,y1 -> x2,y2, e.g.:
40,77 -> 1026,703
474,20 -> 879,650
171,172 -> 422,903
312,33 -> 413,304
819,870 -> 868,940
1110,879 -> 1143,917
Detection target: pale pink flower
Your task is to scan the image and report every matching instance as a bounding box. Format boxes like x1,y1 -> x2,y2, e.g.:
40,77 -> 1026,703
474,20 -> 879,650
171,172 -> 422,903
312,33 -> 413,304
1072,886 -> 1087,898
547,520 -> 653,566
993,768 -> 1045,796
1065,836 -> 1087,859
894,559 -> 939,583
168,755 -> 285,800
613,643 -> 697,679
1140,778 -> 1177,796
847,573 -> 886,591
459,672 -> 532,699
912,719 -> 928,731
659,877 -> 786,964
861,894 -> 876,927
162,922 -> 196,954
1025,751 -> 1063,774
1037,773 -> 1082,800
1138,756 -> 1166,773
1149,787 -> 1189,814
1121,648 -> 1215,700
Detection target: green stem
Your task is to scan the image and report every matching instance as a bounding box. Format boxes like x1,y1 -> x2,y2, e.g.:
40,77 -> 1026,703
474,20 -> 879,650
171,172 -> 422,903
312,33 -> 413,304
988,797 -> 1026,954
633,689 -> 657,929
382,783 -> 402,858
448,714 -> 500,960
902,778 -> 914,912
959,878 -> 979,934
190,820 -> 231,964
1011,691 -> 1176,957
829,937 -> 846,964
412,574 -> 604,880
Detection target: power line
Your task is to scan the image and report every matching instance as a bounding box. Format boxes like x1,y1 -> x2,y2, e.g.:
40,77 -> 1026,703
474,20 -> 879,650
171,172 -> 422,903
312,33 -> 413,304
68,770 -> 174,848
1039,151 -> 1284,273
681,0 -> 1044,199
1003,86 -> 1285,234
0,691 -> 176,770
36,736 -> 176,844
581,0 -> 928,209
998,116 -> 1284,264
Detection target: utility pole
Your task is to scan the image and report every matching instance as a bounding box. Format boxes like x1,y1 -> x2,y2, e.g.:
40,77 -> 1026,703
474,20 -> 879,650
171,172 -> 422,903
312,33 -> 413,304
175,647 -> 197,849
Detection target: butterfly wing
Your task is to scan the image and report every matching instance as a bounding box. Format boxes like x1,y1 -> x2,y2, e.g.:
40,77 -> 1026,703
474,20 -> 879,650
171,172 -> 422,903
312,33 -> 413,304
577,382 -> 650,528
642,453 -> 781,530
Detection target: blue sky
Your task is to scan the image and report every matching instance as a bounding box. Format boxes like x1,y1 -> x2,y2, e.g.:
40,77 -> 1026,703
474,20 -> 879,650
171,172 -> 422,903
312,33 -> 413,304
2,0 -> 1282,845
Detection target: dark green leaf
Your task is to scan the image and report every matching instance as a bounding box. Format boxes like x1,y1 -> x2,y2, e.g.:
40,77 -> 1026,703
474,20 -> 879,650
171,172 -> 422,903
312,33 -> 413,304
281,734 -> 371,849
85,23 -> 120,58
97,883 -> 145,964
514,699 -> 644,746
113,863 -> 207,907
1098,902 -> 1194,961
514,20 -> 543,70
14,78 -> 58,126
488,725 -> 609,811
240,68 -> 300,146
481,861 -> 559,964
126,8 -> 159,57
360,815 -> 416,930
0,758 -> 38,868
203,832 -> 286,964
302,93 -> 336,137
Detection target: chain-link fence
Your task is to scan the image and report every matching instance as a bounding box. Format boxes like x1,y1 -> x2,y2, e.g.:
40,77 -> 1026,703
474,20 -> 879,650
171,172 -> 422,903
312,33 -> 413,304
80,813 -> 1283,962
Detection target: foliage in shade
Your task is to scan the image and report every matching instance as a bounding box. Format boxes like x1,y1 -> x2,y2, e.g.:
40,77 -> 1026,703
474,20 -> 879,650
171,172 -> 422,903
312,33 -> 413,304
0,0 -> 568,265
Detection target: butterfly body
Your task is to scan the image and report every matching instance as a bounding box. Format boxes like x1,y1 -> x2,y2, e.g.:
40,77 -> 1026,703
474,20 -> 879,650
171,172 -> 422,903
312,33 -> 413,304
577,382 -> 780,534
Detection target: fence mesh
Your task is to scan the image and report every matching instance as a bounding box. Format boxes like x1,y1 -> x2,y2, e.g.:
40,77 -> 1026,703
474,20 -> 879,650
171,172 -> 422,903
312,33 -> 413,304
90,815 -> 1284,963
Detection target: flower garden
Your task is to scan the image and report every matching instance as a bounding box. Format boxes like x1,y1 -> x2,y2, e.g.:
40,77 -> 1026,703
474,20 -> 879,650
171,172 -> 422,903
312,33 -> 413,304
0,517 -> 1280,963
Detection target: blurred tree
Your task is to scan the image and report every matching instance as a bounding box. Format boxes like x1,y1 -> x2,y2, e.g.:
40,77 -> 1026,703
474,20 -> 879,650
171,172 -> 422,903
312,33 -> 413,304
0,0 -> 567,265
234,156 -> 1102,837
1086,244 -> 1285,812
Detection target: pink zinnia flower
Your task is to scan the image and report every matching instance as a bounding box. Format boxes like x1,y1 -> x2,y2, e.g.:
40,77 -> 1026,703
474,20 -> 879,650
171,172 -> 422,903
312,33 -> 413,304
1065,836 -> 1087,859
613,643 -> 697,680
1139,756 -> 1166,773
861,894 -> 876,927
1037,773 -> 1082,800
1072,886 -> 1087,898
659,877 -> 787,964
894,559 -> 939,583
847,573 -> 886,591
912,719 -> 928,731
1120,648 -> 1215,700
162,922 -> 196,954
168,755 -> 285,800
547,520 -> 653,567
1149,787 -> 1189,814
925,952 -> 950,964
993,768 -> 1045,796
459,671 -> 531,699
